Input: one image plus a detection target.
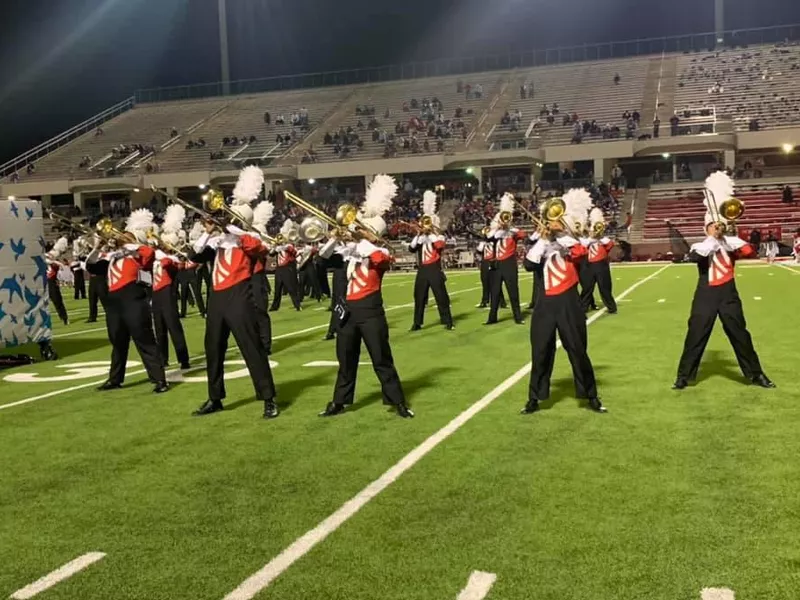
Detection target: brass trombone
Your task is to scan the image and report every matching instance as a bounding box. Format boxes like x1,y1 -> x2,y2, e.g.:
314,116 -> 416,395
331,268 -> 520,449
46,210 -> 95,237
284,191 -> 386,246
96,217 -> 130,242
704,188 -> 745,234
151,186 -> 226,230
146,228 -> 189,259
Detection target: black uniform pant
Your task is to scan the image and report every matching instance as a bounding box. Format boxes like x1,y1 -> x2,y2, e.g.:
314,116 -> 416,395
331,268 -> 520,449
580,261 -> 616,313
488,258 -> 521,322
481,262 -> 506,307
413,264 -> 453,327
270,264 -> 301,310
299,265 -> 322,301
197,264 -> 212,304
152,286 -> 189,366
577,262 -> 597,310
676,286 -> 764,381
73,269 -> 86,300
333,303 -> 405,406
529,288 -> 597,401
205,280 -> 275,402
48,279 -> 68,324
88,276 -> 107,321
180,271 -> 206,317
105,284 -> 165,385
250,272 -> 272,354
317,263 -> 331,298
327,267 -> 347,337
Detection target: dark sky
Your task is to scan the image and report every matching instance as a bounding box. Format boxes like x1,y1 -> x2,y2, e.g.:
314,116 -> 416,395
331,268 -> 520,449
1,0 -> 799,164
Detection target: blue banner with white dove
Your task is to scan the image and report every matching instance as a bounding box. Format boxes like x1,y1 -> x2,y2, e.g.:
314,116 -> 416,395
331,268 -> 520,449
0,199 -> 51,348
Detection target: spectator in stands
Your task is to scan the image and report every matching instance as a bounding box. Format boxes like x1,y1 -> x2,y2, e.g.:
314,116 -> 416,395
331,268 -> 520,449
170,127 -> 178,138
653,117 -> 661,138
464,84 -> 472,100
783,185 -> 794,204
95,127 -> 104,137
10,171 -> 19,182
749,228 -> 762,254
622,110 -> 631,121
614,73 -> 621,85
670,114 -> 680,136
276,114 -> 285,125
551,103 -> 559,114
27,163 -> 36,175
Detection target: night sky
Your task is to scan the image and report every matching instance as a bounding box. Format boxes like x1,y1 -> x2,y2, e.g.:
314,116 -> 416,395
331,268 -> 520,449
1,0 -> 799,164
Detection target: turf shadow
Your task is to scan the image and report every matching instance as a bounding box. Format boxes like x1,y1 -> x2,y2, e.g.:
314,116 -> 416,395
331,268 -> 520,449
350,366 -> 457,412
224,368 -> 333,412
0,337 -> 110,363
695,350 -> 745,384
271,328 -> 329,354
537,364 -> 610,411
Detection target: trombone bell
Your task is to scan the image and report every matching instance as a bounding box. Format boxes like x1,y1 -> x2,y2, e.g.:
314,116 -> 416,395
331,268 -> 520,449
299,216 -> 328,242
335,203 -> 359,227
719,197 -> 744,221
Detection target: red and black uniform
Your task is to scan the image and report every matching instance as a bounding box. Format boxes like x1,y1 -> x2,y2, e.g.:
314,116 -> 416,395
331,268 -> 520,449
477,239 -> 506,308
45,259 -> 69,325
579,236 -> 617,313
151,251 -> 190,368
319,238 -> 348,340
250,251 -> 272,354
298,245 -> 322,301
269,244 -> 301,311
676,237 -> 767,384
178,261 -> 206,318
70,259 -> 86,300
320,240 -> 408,413
192,228 -> 276,415
86,244 -> 166,387
487,228 -> 527,324
409,233 -> 453,329
86,251 -> 108,323
524,236 -> 600,410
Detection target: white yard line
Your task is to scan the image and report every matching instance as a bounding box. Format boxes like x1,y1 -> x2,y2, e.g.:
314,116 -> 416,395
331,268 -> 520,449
701,588 -> 735,600
0,282 -> 489,412
456,571 -> 497,600
10,552 -> 106,600
221,265 -> 670,600
53,326 -> 108,339
776,262 -> 799,275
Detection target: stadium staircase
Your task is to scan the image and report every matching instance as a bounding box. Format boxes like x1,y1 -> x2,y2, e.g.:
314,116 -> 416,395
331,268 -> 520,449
627,187 -> 650,244
469,73 -> 526,149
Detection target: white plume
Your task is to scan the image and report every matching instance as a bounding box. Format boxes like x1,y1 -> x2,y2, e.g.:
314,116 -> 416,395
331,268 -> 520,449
280,219 -> 297,236
562,188 -> 593,227
125,208 -> 154,233
422,190 -> 437,217
499,192 -> 515,214
53,236 -> 69,255
232,165 -> 264,206
252,200 -> 275,233
161,231 -> 180,247
189,221 -> 204,242
163,204 -> 186,234
704,170 -> 733,214
72,238 -> 83,256
589,207 -> 605,226
362,174 -> 397,218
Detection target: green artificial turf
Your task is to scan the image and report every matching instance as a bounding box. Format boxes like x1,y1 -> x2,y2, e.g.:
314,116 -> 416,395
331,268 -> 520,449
1,264 -> 799,600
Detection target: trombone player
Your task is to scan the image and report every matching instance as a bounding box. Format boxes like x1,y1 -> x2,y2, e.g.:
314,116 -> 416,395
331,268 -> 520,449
673,172 -> 774,390
269,219 -> 302,312
486,192 -> 527,326
579,207 -> 617,314
409,190 -> 454,331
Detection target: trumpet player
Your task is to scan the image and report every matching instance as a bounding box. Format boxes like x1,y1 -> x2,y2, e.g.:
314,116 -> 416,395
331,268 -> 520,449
674,172 -> 774,390
298,243 -> 323,302
44,237 -> 70,326
476,227 -> 507,309
86,210 -> 169,394
269,219 -> 302,312
579,208 -> 617,314
318,175 -> 413,418
486,193 -> 526,326
409,191 -> 454,331
522,189 -> 606,414
190,171 -> 279,419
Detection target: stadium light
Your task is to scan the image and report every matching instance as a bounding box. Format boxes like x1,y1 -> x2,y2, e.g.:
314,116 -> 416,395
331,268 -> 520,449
662,153 -> 671,159
199,184 -> 207,190
465,167 -> 474,175
308,178 -> 316,184
133,188 -> 141,192
8,195 -> 15,201
782,143 -> 794,154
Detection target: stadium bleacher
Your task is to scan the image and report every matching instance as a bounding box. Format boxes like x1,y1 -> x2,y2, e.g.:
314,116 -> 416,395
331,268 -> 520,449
643,182 -> 800,239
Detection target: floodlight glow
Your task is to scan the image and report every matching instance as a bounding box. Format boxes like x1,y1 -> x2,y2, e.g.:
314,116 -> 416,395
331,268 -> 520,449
662,153 -> 671,159
782,143 -> 794,153
308,178 -> 315,184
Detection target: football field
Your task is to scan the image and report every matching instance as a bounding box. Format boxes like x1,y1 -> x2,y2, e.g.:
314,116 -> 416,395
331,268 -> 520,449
1,262 -> 799,600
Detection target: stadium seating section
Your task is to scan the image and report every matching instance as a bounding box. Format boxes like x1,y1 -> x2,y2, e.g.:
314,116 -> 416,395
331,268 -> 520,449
643,182 -> 800,239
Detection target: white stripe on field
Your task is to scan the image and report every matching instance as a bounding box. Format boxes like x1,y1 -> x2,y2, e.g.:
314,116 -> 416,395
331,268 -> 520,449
456,571 -> 497,600
701,588 -> 735,600
221,264 -> 670,600
10,552 -> 106,599
303,361 -> 370,367
776,262 -> 799,275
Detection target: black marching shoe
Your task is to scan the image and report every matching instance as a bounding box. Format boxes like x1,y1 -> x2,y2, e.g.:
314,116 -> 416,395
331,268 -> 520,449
192,399 -> 223,416
262,400 -> 279,419
153,381 -> 170,394
395,403 -> 415,418
180,361 -> 191,370
476,303 -> 487,308
86,318 -> 97,323
319,402 -> 346,417
521,399 -> 540,414
97,380 -> 122,391
409,324 -> 422,332
323,333 -> 335,341
445,323 -> 455,330
672,378 -> 688,390
514,319 -> 526,325
752,374 -> 776,388
484,320 -> 498,326
588,397 -> 607,413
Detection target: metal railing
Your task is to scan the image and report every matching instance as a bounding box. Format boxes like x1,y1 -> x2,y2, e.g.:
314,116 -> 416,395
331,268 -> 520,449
134,23 -> 800,104
0,97 -> 135,179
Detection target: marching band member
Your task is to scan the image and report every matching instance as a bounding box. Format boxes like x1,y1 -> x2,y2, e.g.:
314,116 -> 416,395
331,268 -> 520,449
151,205 -> 191,370
190,167 -> 278,418
86,209 -> 168,393
579,208 -> 617,314
251,199 -> 275,355
476,231 -> 506,309
269,220 -> 302,312
298,243 -> 322,302
526,230 -> 542,310
321,237 -> 348,341
674,172 -> 774,390
793,228 -> 800,264
486,192 -> 526,325
409,190 -> 454,331
45,237 -> 70,326
318,175 -> 413,418
522,189 -> 606,414
70,237 -> 87,300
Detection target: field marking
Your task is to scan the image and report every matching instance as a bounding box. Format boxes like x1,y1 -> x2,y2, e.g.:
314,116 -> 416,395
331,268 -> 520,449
0,282 -> 491,412
657,298 -> 666,303
775,262 -> 799,275
10,552 -> 106,600
221,264 -> 670,600
303,361 -> 369,367
753,296 -> 762,300
456,571 -> 497,600
701,588 -> 735,600
53,326 -> 108,339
